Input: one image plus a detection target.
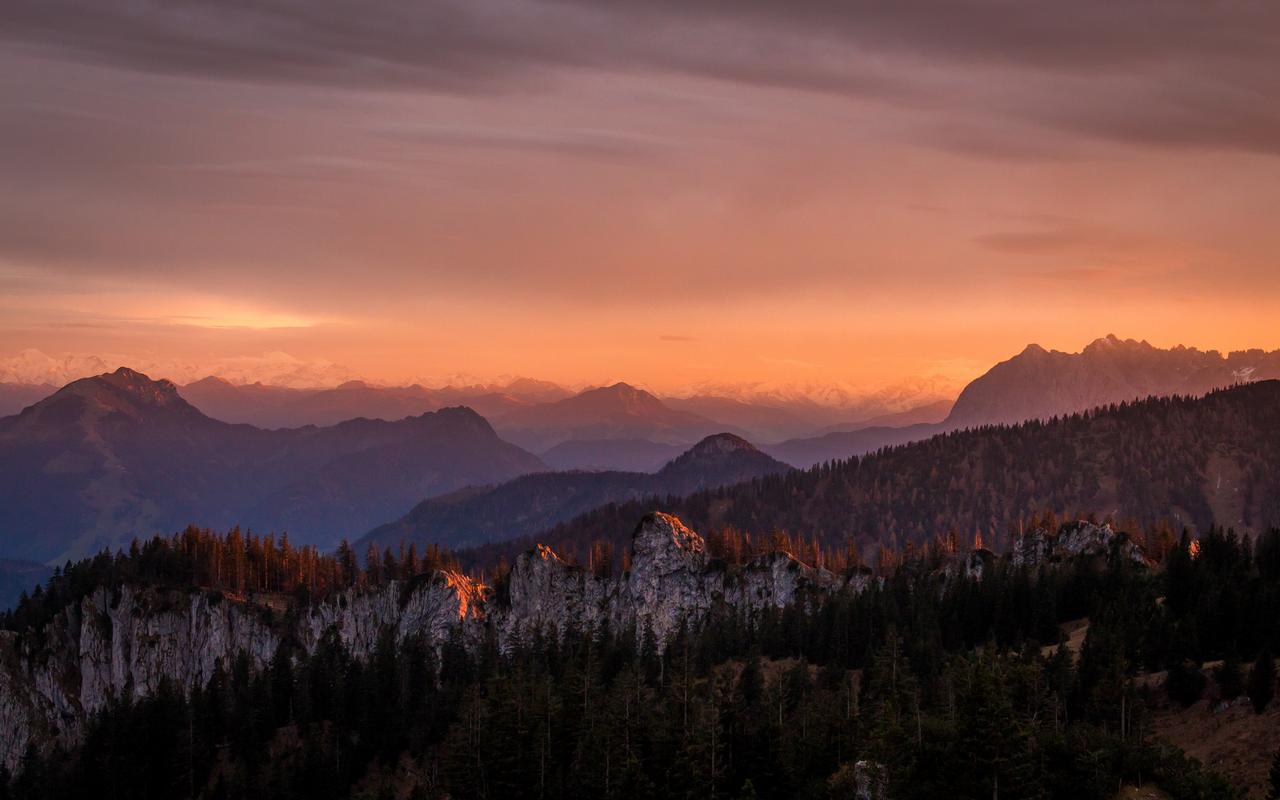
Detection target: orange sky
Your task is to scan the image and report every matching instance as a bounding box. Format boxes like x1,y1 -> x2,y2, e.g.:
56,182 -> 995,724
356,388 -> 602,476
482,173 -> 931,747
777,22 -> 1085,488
2,2 -> 1279,392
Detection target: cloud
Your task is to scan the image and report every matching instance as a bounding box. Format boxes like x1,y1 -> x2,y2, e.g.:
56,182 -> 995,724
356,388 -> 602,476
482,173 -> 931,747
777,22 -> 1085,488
973,226 -> 1149,257
372,123 -> 665,160
3,1 -> 1278,155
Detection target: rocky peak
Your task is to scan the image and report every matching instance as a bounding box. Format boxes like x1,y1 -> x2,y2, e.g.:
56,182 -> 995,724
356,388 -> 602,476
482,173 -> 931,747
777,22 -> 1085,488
1020,342 -> 1049,357
1082,334 -> 1154,356
1008,521 -> 1147,568
685,432 -> 757,457
32,367 -> 200,425
631,512 -> 707,573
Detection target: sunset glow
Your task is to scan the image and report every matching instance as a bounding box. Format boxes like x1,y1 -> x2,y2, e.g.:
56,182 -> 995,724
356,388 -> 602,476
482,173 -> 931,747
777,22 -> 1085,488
2,2 -> 1279,391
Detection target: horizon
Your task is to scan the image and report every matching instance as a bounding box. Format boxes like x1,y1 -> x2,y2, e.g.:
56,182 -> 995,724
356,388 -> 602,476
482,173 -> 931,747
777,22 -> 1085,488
3,332 -> 1279,396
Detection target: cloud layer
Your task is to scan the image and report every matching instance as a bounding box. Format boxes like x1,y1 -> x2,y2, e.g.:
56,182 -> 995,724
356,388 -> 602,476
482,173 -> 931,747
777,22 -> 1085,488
2,1 -> 1279,387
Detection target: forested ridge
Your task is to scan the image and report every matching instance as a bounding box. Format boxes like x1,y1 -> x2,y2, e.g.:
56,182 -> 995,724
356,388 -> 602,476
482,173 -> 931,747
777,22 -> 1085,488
3,524 -> 1279,799
465,382 -> 1280,569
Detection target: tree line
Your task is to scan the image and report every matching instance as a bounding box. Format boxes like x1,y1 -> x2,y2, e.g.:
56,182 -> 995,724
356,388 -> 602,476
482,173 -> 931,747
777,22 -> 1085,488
3,524 -> 1279,799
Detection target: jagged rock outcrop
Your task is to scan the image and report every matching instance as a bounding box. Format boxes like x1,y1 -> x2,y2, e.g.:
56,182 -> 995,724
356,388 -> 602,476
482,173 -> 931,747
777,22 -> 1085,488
0,513 -> 854,771
1007,521 -> 1147,568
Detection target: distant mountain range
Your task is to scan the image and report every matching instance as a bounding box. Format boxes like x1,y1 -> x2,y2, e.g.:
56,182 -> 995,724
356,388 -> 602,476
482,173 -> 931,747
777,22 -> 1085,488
0,383 -> 55,418
4,334 -> 1279,566
359,433 -> 791,553
764,336 -> 1280,467
0,368 -> 545,562
178,375 -> 567,430
465,380 -> 1280,569
491,382 -> 733,452
945,334 -> 1280,427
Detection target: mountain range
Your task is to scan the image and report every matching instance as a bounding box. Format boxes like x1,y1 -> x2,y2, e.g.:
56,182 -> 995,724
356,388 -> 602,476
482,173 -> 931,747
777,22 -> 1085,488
945,334 -> 1280,428
462,380 -> 1280,569
765,335 -> 1280,467
358,433 -> 791,553
490,382 -> 732,452
178,375 -> 568,430
3,334 -> 1279,568
0,368 -> 545,563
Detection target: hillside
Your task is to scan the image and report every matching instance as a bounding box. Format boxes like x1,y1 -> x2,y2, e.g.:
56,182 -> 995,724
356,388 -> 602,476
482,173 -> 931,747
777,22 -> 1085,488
471,381 -> 1280,567
0,368 -> 546,561
359,433 -> 791,552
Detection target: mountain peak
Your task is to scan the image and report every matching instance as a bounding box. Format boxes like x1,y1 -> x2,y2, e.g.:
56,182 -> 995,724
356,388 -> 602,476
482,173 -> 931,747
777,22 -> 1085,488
186,375 -> 235,388
11,367 -> 207,430
657,432 -> 791,485
570,382 -> 666,412
601,381 -> 643,396
686,432 -> 757,457
97,367 -> 184,404
631,512 -> 706,559
1082,334 -> 1153,355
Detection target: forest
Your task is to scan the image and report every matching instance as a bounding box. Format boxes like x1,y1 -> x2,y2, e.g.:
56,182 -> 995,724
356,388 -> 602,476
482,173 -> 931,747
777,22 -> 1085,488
3,524 -> 1279,799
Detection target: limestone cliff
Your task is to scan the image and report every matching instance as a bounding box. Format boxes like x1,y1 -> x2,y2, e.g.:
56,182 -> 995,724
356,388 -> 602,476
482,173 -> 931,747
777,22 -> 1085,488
0,513 -> 852,771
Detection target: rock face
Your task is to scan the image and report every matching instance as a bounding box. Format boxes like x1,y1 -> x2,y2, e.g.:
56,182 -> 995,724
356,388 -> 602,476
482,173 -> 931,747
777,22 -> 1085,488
0,513 -> 855,772
1007,521 -> 1148,568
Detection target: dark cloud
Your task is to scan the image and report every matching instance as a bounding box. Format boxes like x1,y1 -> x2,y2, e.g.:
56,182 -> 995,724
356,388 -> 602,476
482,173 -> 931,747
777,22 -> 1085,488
4,1 -> 1278,155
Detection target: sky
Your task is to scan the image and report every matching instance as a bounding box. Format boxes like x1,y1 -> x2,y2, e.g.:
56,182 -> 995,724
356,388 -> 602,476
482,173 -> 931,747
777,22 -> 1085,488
2,0 -> 1279,392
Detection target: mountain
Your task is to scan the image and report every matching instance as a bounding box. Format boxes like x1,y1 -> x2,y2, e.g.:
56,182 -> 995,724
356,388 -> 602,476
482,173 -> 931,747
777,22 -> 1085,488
684,375 -> 962,429
467,381 -> 1280,567
177,376 -> 311,427
358,433 -> 791,552
660,395 -> 815,441
492,382 -> 730,451
945,334 -> 1280,428
0,383 -> 56,417
178,377 -> 543,429
0,350 -> 113,386
764,336 -> 1280,467
541,438 -> 686,472
0,368 -> 546,562
816,398 -> 954,434
0,348 -> 359,388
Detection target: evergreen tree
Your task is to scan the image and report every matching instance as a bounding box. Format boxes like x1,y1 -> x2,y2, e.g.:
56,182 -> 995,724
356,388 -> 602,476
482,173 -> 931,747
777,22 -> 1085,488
1214,652 -> 1244,700
1268,746 -> 1280,800
1249,648 -> 1276,713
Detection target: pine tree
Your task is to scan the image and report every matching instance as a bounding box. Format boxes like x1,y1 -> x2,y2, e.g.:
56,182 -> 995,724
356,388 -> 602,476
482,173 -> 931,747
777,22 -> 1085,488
1269,747 -> 1280,800
1214,652 -> 1244,700
1249,648 -> 1276,713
